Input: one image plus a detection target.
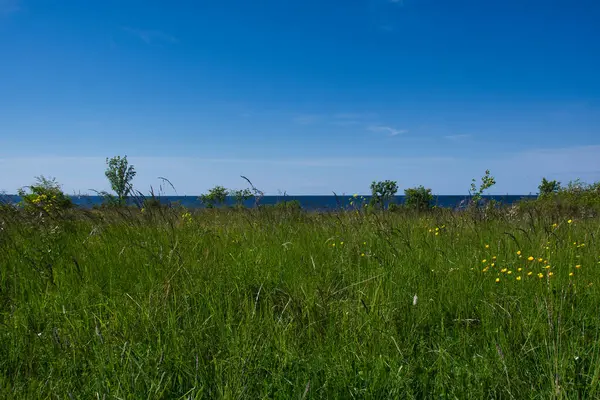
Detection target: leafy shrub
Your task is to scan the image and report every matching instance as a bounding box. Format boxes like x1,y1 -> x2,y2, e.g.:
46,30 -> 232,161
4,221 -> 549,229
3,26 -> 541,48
404,186 -> 433,211
231,188 -> 253,208
538,178 -> 561,197
105,155 -> 136,206
469,170 -> 496,207
369,180 -> 398,210
199,186 -> 229,208
17,176 -> 73,214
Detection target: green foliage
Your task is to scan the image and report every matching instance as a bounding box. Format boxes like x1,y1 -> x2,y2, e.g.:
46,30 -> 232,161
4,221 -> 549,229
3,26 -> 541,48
404,185 -> 434,211
17,176 -> 73,214
199,185 -> 229,208
538,177 -> 561,197
470,169 -> 496,206
2,204 -> 600,398
105,155 -> 136,205
273,199 -> 302,211
231,188 -> 253,208
369,180 -> 398,210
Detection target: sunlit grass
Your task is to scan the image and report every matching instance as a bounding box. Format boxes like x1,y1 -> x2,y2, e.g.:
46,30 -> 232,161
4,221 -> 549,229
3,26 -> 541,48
1,205 -> 599,398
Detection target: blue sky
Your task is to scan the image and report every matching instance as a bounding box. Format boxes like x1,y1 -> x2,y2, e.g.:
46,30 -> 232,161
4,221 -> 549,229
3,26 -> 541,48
1,0 -> 599,195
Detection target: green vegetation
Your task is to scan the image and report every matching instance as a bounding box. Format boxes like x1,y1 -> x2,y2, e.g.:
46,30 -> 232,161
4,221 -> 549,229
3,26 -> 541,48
199,185 -> 229,208
404,185 -> 434,211
2,192 -> 600,398
3,169 -> 600,398
369,180 -> 398,210
17,175 -> 73,214
104,155 -> 137,206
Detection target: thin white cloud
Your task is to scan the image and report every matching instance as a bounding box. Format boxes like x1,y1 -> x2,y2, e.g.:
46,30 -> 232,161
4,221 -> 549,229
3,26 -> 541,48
368,125 -> 408,136
123,27 -> 178,45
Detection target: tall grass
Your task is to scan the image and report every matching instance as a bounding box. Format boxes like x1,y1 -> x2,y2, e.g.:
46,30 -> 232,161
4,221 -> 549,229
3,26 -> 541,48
1,203 -> 599,398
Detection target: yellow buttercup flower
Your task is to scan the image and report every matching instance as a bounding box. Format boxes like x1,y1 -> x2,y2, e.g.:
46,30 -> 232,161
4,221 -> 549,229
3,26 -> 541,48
516,276 -> 522,281
527,256 -> 534,261
527,272 -> 533,276
495,278 -> 500,283
569,272 -> 574,276
568,219 -> 573,224
517,250 -> 522,256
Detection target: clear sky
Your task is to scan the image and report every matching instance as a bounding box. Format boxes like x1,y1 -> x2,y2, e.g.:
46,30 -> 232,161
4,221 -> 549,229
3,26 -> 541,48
1,0 -> 599,195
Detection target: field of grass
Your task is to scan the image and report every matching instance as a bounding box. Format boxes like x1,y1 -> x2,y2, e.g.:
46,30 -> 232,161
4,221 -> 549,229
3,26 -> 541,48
1,204 -> 599,398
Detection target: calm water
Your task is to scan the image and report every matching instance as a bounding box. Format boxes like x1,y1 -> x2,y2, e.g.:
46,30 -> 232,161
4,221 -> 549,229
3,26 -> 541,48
3,194 -> 537,211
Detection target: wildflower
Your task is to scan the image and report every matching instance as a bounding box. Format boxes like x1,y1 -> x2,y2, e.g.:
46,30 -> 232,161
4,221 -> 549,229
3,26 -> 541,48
501,268 -> 507,273
435,227 -> 439,231
491,263 -> 495,267
435,232 -> 439,236
353,194 -> 358,198
538,273 -> 544,278
517,268 -> 522,272
507,271 -> 513,275
361,253 -> 365,257
492,256 -> 497,260
545,265 -> 551,269
363,242 -> 366,245
569,272 -> 574,276
527,272 -> 533,276
517,250 -> 522,256
528,256 -> 534,261
568,219 -> 573,224
482,267 -> 489,272
496,278 -> 500,283
552,223 -> 558,228
575,265 -> 581,269
538,258 -> 543,262
340,241 -> 344,245
485,244 -> 490,249
548,272 -> 554,277
482,259 -> 487,264
332,243 -> 335,247
516,276 -> 522,281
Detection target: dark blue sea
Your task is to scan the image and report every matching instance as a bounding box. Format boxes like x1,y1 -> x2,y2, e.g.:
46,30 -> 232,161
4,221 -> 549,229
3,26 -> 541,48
3,194 -> 537,211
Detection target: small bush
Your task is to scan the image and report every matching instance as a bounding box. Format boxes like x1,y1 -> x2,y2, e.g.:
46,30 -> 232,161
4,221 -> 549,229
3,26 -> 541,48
404,186 -> 433,211
17,176 -> 73,214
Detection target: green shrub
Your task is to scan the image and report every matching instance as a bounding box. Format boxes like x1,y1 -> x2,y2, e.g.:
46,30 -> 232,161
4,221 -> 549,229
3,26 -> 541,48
17,176 -> 73,214
404,186 -> 433,211
369,180 -> 398,210
199,186 -> 229,208
538,178 -> 561,197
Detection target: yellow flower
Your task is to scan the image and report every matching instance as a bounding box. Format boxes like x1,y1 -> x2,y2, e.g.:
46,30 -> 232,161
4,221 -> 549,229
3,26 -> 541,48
516,276 -> 522,281
538,273 -> 544,278
545,265 -> 551,269
568,219 -> 573,224
332,243 -> 335,247
538,258 -> 543,262
501,268 -> 507,273
517,268 -> 522,272
507,271 -> 513,275
435,227 -> 439,231
482,259 -> 487,264
517,250 -> 522,255
569,272 -> 574,276
548,272 -> 554,277
482,267 -> 489,272
527,256 -> 534,261
485,244 -> 490,249
353,194 -> 358,198
435,232 -> 439,236
495,278 -> 500,283
491,263 -> 495,267
492,256 -> 497,260
575,265 -> 581,269
527,272 -> 533,276
361,253 -> 365,257
340,241 -> 344,245
552,223 -> 558,228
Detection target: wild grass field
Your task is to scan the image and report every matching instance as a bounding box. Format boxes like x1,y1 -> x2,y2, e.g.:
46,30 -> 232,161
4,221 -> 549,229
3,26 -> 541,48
1,202 -> 599,398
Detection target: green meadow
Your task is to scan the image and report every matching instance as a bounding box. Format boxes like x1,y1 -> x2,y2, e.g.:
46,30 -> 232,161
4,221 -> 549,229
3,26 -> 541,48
1,200 -> 599,398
